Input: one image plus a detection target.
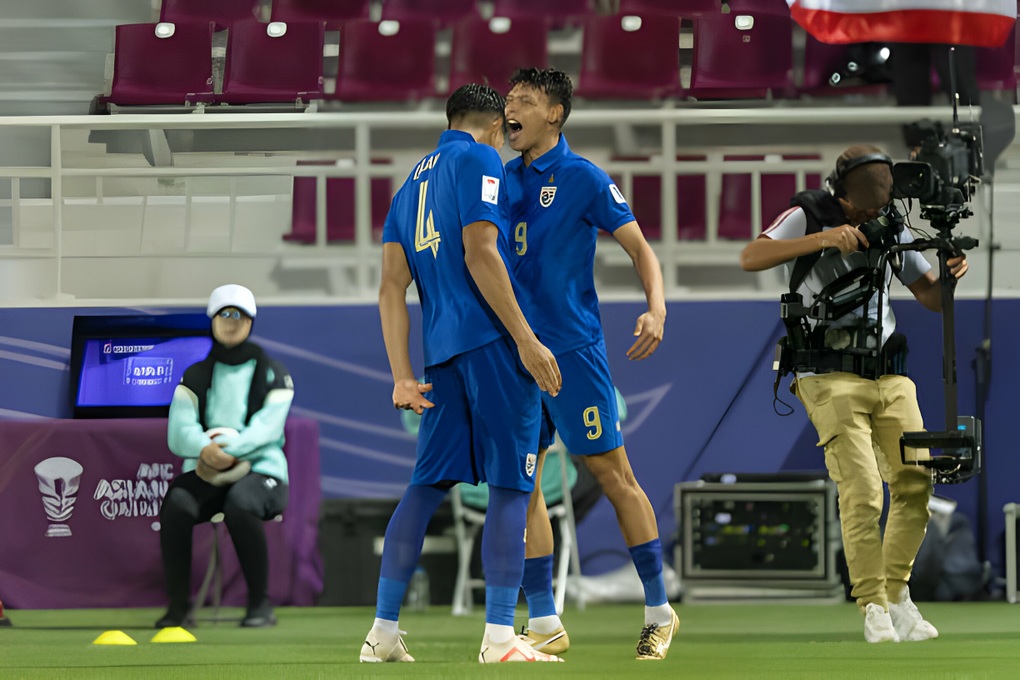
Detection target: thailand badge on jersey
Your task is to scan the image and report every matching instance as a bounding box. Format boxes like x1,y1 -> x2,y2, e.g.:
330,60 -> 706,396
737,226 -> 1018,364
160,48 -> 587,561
539,185 -> 557,208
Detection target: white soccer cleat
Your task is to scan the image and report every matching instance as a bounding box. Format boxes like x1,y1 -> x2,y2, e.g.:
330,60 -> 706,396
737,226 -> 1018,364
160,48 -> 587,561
360,627 -> 415,663
863,603 -> 900,643
479,633 -> 564,663
888,587 -> 939,641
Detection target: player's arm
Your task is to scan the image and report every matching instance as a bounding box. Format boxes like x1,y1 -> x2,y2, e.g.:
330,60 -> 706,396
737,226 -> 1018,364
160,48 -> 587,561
740,227 -> 868,272
612,221 -> 666,360
906,255 -> 969,313
379,242 -> 434,414
462,220 -> 561,396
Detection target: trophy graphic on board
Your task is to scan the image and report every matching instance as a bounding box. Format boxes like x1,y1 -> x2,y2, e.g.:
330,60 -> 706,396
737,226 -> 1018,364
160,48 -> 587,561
34,457 -> 84,537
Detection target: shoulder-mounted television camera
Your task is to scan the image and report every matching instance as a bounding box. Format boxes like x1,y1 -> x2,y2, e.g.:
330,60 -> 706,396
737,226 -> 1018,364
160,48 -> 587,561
892,119 -> 983,222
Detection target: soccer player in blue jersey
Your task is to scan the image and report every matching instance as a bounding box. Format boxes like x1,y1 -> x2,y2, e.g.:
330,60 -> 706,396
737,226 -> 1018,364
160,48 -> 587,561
504,68 -> 678,661
360,84 -> 563,664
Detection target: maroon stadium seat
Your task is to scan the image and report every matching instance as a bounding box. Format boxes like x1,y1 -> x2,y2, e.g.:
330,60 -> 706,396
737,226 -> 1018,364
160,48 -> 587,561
270,0 -> 370,30
448,15 -> 548,93
106,22 -> 215,106
574,14 -> 682,100
159,0 -> 259,30
220,20 -> 324,105
332,19 -> 438,102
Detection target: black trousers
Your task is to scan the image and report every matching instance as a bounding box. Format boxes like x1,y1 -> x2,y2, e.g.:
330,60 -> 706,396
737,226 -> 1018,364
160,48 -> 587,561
890,43 -> 980,107
158,470 -> 289,613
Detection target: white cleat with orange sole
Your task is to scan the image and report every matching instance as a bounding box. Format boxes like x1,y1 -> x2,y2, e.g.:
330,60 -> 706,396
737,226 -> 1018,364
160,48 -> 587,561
479,634 -> 564,663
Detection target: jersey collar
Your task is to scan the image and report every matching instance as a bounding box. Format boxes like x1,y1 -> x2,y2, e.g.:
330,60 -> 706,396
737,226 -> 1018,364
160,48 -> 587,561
438,129 -> 477,146
528,133 -> 569,174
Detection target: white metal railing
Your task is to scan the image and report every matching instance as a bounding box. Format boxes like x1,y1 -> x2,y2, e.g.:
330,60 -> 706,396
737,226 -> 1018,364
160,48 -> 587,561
0,106 -> 968,305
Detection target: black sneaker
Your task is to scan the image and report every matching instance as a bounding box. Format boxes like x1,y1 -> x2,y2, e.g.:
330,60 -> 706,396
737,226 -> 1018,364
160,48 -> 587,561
154,608 -> 195,629
241,602 -> 277,628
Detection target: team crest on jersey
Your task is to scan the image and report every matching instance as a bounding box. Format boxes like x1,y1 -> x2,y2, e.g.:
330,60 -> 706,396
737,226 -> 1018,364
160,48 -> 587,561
525,453 -> 537,477
609,183 -> 627,204
539,186 -> 557,208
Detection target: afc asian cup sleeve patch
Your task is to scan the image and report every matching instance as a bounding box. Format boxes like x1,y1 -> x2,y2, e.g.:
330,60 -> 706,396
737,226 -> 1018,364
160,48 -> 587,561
609,183 -> 627,204
525,452 -> 537,477
482,175 -> 500,205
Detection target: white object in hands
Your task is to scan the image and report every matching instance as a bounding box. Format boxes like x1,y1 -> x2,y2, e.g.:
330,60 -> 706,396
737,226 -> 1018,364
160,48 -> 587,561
206,427 -> 240,441
198,428 -> 248,486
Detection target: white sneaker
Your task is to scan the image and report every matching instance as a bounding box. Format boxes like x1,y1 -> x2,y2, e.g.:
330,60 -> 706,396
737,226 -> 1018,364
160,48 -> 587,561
360,627 -> 415,662
479,634 -> 564,663
889,588 -> 939,641
863,603 -> 900,643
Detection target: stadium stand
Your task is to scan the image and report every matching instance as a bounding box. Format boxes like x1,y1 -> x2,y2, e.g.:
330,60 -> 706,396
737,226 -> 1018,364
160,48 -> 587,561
102,22 -> 215,108
159,0 -> 261,30
332,19 -> 438,102
574,14 -> 682,100
448,14 -> 549,93
220,20 -> 325,106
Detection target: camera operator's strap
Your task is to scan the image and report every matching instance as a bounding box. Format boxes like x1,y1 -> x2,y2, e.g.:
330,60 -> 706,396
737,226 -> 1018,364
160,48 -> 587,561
787,190 -> 848,294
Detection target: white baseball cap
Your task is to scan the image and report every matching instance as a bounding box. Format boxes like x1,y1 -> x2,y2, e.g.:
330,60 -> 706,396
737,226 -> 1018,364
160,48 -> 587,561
207,284 -> 257,319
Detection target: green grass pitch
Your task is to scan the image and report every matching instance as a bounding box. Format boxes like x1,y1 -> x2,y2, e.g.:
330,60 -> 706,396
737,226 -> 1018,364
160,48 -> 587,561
0,602 -> 1017,679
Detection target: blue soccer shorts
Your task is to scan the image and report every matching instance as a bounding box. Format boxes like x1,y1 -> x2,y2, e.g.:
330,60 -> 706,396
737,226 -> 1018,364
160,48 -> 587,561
412,337 -> 541,492
540,338 -> 623,456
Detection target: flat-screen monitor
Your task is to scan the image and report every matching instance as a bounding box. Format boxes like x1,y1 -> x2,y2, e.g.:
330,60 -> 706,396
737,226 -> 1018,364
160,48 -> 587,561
69,314 -> 213,418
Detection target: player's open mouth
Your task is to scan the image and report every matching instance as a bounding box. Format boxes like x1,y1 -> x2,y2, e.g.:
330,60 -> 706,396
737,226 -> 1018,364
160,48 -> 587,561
508,119 -> 523,133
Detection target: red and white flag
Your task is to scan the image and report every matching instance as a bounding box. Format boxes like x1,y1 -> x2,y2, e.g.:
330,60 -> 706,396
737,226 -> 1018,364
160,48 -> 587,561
787,0 -> 1016,47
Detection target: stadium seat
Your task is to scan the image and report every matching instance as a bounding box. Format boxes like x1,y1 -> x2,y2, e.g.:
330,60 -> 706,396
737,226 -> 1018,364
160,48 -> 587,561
618,0 -> 717,16
332,19 -> 438,102
975,27 -> 1017,92
159,0 -> 260,30
285,160 -> 392,244
574,14 -> 682,100
491,0 -> 590,21
379,0 -> 479,26
688,9 -> 793,100
448,15 -> 548,93
219,21 -> 325,105
269,0 -> 370,29
105,22 -> 215,107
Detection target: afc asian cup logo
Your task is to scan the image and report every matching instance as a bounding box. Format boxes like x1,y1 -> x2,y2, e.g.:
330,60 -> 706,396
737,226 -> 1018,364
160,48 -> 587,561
539,186 -> 557,208
34,456 -> 84,537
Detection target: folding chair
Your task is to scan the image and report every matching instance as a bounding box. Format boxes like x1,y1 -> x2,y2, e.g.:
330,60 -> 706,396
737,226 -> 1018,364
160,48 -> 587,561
450,436 -> 585,616
188,512 -> 284,623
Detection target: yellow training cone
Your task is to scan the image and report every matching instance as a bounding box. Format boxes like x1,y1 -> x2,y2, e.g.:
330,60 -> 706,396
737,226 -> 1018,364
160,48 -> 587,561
92,630 -> 137,645
151,627 -> 197,643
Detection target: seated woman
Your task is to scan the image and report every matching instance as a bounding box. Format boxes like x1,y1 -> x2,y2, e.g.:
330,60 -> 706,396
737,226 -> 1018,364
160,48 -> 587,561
156,284 -> 294,629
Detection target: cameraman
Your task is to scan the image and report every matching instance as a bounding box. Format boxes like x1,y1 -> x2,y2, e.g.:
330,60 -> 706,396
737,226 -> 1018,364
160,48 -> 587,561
740,144 -> 967,643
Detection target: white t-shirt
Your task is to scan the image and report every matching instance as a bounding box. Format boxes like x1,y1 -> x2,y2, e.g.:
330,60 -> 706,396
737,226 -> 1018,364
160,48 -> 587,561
763,206 -> 931,348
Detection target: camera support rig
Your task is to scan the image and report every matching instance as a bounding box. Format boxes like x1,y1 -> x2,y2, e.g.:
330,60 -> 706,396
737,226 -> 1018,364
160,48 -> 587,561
896,203 -> 982,484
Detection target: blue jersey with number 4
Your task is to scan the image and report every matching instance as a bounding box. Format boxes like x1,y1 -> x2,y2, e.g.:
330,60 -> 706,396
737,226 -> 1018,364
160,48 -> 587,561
506,134 -> 634,355
382,129 -> 513,367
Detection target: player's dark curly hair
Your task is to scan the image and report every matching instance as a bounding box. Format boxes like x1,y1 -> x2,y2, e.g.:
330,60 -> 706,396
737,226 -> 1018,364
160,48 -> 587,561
509,68 -> 573,127
446,83 -> 507,134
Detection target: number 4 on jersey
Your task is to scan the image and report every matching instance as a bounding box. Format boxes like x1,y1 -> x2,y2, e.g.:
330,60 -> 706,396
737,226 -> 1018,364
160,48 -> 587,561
415,179 -> 441,257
